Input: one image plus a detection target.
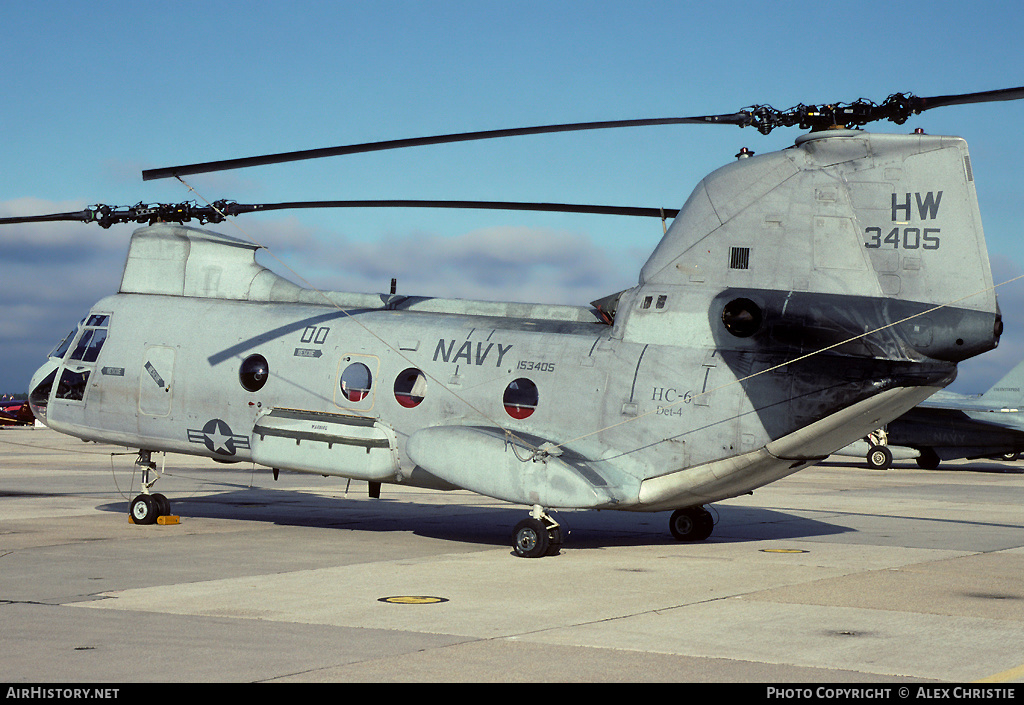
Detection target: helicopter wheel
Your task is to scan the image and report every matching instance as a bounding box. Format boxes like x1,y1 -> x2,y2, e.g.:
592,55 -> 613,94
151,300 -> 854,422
669,506 -> 714,542
129,494 -> 158,525
512,515 -> 563,558
129,493 -> 171,524
151,493 -> 171,517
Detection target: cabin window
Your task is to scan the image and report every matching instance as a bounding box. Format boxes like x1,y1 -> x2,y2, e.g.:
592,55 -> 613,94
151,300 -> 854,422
239,354 -> 270,392
394,368 -> 426,408
640,294 -> 668,311
503,378 -> 538,419
340,362 -> 373,402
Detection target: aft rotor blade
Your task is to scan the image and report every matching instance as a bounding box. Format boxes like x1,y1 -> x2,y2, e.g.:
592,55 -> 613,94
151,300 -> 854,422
228,199 -> 680,219
141,113 -> 750,181
914,85 -> 1024,111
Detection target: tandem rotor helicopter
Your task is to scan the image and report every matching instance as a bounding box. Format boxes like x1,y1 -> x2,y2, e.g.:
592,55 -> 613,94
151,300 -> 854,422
4,86 -> 1022,557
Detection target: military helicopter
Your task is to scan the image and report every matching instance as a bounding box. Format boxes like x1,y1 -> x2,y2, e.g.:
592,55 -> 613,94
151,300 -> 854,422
4,86 -> 1020,557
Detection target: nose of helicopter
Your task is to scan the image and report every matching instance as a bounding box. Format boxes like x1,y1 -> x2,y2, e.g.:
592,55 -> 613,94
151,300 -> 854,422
27,359 -> 60,425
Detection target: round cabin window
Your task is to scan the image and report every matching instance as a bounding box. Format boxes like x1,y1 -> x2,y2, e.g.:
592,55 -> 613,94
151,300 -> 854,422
239,354 -> 270,392
394,368 -> 426,408
503,378 -> 538,419
340,362 -> 372,402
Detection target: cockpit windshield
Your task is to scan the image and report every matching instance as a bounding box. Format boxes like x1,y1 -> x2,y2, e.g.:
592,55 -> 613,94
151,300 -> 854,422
70,328 -> 108,363
49,313 -> 111,363
49,325 -> 79,360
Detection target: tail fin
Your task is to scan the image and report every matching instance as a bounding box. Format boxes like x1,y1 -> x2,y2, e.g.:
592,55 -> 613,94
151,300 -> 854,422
977,360 -> 1024,408
633,129 -> 1000,362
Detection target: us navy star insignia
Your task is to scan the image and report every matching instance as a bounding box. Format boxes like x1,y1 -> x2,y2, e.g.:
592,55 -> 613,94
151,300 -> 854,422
187,419 -> 251,456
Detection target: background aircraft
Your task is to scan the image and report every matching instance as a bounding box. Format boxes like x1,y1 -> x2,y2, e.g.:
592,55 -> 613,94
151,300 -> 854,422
838,360 -> 1024,469
0,397 -> 35,426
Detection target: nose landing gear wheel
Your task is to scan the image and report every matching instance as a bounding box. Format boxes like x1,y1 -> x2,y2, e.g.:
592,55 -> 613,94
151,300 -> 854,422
130,494 -> 158,525
129,450 -> 174,525
513,518 -> 548,558
129,493 -> 171,525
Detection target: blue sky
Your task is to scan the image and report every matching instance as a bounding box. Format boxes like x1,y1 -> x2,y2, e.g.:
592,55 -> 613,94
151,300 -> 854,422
2,0 -> 1024,394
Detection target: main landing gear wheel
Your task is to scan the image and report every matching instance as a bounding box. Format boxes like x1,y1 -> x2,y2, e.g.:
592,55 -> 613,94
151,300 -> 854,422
669,506 -> 714,542
512,507 -> 564,558
866,444 -> 893,470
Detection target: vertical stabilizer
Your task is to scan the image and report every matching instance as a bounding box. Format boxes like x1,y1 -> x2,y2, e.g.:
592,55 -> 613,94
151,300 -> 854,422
977,360 -> 1024,408
628,130 -> 1000,363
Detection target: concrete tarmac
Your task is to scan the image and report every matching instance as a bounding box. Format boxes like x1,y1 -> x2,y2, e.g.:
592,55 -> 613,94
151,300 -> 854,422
2,426 -> 1023,684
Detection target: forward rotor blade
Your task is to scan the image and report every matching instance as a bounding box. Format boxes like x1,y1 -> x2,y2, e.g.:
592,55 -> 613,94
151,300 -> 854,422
0,199 -> 680,230
0,209 -> 95,225
141,113 -> 750,181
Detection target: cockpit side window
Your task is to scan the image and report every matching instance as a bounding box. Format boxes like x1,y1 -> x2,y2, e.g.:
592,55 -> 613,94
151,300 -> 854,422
70,328 -> 108,362
68,316 -> 111,363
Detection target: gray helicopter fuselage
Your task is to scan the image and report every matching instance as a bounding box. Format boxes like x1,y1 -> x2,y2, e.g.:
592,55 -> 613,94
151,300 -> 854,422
29,129 -> 1002,514
30,285 -> 954,511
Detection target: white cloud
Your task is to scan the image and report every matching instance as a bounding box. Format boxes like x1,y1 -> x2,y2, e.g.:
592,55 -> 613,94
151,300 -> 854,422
251,220 -> 643,305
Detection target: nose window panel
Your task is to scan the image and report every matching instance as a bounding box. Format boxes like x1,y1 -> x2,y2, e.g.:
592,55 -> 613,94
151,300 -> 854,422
29,368 -> 57,418
56,369 -> 90,401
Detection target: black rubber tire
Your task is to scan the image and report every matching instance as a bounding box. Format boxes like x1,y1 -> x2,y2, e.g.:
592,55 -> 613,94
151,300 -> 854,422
916,448 -> 941,470
866,445 -> 893,470
512,518 -> 551,558
130,494 -> 157,525
669,507 -> 714,542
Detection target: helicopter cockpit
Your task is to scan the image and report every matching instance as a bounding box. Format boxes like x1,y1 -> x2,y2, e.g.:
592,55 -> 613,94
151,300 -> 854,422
29,313 -> 111,423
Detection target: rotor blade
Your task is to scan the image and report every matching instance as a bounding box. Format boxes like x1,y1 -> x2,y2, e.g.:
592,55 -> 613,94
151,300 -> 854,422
141,113 -> 750,181
226,199 -> 680,219
0,199 -> 680,229
0,209 -> 95,225
914,85 -> 1024,111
